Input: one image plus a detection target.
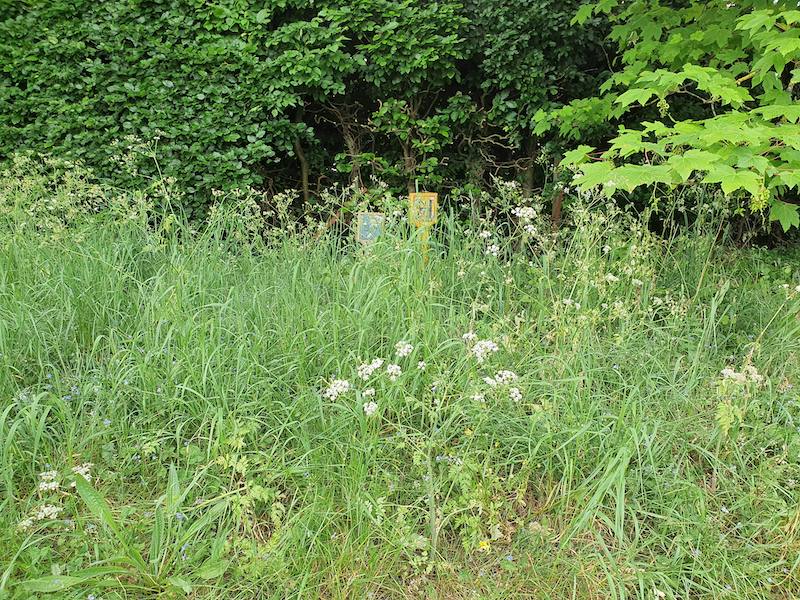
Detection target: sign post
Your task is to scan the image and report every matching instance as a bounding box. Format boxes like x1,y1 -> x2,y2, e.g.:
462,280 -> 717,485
408,192 -> 438,264
356,212 -> 385,246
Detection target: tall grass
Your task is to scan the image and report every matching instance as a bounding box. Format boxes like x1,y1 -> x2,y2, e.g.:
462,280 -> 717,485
1,170 -> 800,598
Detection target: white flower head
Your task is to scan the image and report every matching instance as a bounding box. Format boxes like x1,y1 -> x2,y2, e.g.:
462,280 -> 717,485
386,364 -> 402,381
323,378 -> 351,400
363,401 -> 378,416
362,387 -> 376,397
494,370 -> 518,384
471,340 -> 499,363
39,480 -> 60,492
462,331 -> 478,344
70,463 -> 94,487
395,341 -> 414,358
35,504 -> 63,520
417,361 -> 427,370
604,273 -> 620,283
357,358 -> 384,380
509,387 -> 522,402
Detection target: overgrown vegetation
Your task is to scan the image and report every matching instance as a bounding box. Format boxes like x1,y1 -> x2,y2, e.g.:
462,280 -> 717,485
2,1 -> 800,598
0,0 -> 605,214
1,161 -> 800,598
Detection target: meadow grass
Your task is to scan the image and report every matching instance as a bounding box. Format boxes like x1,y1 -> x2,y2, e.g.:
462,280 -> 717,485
1,180 -> 800,599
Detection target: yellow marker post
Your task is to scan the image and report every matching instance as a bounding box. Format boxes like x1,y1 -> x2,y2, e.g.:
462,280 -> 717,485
409,192 -> 438,264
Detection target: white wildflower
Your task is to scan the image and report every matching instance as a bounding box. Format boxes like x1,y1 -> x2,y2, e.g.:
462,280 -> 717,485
479,230 -> 492,239
417,361 -> 427,370
39,470 -> 59,482
462,331 -> 478,343
472,393 -> 485,403
363,401 -> 378,416
395,341 -> 414,358
743,364 -> 764,384
387,364 -> 402,381
471,340 -> 499,363
483,376 -> 497,387
71,463 -> 93,486
632,278 -> 643,287
323,379 -> 351,400
720,367 -> 747,384
38,480 -> 60,492
357,358 -> 384,380
494,370 -> 518,384
362,387 -> 376,397
36,504 -> 63,520
604,273 -> 620,283
485,244 -> 500,257
509,387 -> 523,402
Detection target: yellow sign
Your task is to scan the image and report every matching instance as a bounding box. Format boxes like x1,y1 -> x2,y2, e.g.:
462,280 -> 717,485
409,192 -> 438,227
409,192 -> 438,264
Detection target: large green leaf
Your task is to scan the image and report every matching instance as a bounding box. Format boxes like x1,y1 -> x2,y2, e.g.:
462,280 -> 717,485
769,199 -> 800,231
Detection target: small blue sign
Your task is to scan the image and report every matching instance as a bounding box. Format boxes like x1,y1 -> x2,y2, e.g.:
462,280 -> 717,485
356,212 -> 385,244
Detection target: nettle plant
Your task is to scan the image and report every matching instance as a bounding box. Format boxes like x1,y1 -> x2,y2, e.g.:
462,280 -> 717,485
545,0 -> 800,232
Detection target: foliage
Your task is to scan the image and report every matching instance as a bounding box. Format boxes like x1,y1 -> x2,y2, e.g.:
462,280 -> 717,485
0,0 -> 607,208
547,0 -> 800,231
1,171 -> 800,597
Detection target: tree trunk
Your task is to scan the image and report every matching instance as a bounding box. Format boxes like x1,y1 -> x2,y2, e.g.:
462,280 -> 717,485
294,136 -> 310,205
551,189 -> 564,232
343,126 -> 363,190
522,138 -> 536,200
402,141 -> 416,196
294,107 -> 310,205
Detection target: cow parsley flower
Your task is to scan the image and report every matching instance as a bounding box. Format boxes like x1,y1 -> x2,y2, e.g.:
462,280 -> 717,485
357,359 -> 384,380
471,340 -> 499,363
509,387 -> 522,402
323,379 -> 351,400
494,370 -> 518,384
462,331 -> 478,343
386,364 -> 402,381
70,463 -> 93,486
36,504 -> 63,520
362,387 -> 376,397
417,361 -> 427,370
363,401 -> 378,416
395,341 -> 414,358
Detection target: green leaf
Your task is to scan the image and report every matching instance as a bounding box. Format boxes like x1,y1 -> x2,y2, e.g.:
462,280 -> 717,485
667,150 -> 720,181
572,4 -> 595,25
20,567 -> 127,593
560,145 -> 594,168
769,199 -> 800,231
615,88 -> 655,108
74,475 -> 148,572
574,161 -> 615,189
20,576 -> 85,593
195,559 -> 230,580
703,166 -> 763,197
167,576 -> 193,594
755,104 -> 800,123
